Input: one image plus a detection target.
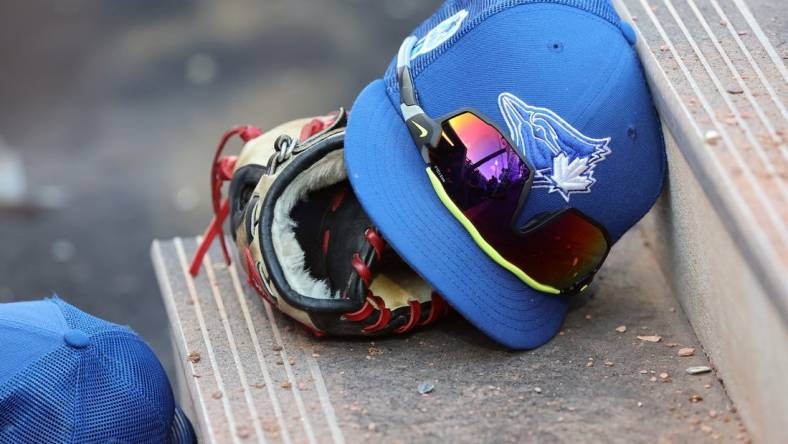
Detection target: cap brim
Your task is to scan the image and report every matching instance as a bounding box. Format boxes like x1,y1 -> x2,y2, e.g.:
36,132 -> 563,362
169,405 -> 197,444
344,79 -> 568,349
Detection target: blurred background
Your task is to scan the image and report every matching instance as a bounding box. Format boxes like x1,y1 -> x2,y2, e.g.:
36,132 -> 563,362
0,0 -> 441,375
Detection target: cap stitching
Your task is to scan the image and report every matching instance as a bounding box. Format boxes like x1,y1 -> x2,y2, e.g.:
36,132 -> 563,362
70,351 -> 83,443
0,321 -> 62,339
46,297 -> 70,331
571,38 -> 632,130
631,107 -> 668,231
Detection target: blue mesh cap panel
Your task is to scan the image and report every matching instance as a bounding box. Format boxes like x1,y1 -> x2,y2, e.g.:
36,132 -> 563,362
72,332 -> 176,443
92,333 -> 174,423
72,332 -> 175,443
0,298 -> 181,443
0,348 -> 80,443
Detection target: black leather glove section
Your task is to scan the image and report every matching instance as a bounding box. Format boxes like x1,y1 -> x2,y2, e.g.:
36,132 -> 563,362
292,180 -> 373,299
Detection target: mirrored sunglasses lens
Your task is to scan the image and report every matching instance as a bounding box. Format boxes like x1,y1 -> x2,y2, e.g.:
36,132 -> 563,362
508,210 -> 608,290
431,112 -> 529,211
430,112 -> 606,291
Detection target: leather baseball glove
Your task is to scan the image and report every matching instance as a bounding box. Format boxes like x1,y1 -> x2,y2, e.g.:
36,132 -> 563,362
190,109 -> 448,336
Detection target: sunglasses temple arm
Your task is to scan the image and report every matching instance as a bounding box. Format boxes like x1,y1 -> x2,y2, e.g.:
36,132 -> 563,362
400,107 -> 440,163
397,36 -> 441,162
396,36 -> 419,104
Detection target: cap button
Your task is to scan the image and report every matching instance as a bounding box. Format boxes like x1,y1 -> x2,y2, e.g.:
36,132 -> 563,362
64,329 -> 90,349
620,22 -> 637,46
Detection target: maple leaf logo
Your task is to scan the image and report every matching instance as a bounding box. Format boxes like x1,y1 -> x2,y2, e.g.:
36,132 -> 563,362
498,92 -> 611,202
545,154 -> 597,201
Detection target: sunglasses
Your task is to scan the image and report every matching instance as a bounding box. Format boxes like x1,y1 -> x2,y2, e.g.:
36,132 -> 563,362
396,36 -> 610,294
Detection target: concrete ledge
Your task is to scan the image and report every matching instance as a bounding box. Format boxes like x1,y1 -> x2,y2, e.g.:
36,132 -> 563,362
641,131 -> 788,444
613,0 -> 788,442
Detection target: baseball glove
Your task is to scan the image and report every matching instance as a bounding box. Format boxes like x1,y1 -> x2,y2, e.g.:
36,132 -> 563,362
190,109 -> 448,336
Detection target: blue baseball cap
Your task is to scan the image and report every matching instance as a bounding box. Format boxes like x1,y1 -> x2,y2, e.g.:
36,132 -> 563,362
345,0 -> 666,348
0,297 -> 196,443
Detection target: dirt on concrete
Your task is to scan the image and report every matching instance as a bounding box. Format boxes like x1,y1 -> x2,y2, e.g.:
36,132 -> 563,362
309,227 -> 749,443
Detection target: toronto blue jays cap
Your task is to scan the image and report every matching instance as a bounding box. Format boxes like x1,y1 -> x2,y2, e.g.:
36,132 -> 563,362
345,0 -> 666,348
0,297 -> 196,443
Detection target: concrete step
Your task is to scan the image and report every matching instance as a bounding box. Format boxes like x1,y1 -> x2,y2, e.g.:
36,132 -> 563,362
612,0 -> 788,442
152,234 -> 747,443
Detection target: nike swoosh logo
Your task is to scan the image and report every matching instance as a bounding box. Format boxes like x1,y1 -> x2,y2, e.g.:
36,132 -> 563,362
411,121 -> 428,138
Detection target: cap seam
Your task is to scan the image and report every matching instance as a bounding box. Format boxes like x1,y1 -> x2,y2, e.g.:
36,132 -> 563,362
52,298 -> 123,335
90,329 -> 139,342
70,351 -> 83,443
93,341 -> 170,434
47,297 -> 70,331
625,111 -> 668,239
0,344 -> 66,398
0,321 -> 62,339
571,34 -> 632,131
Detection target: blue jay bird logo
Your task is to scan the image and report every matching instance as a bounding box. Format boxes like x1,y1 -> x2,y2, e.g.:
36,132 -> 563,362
498,92 -> 612,202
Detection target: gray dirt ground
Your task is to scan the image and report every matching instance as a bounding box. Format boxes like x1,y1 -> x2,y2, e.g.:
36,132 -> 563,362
1,1 -> 783,442
316,225 -> 748,443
